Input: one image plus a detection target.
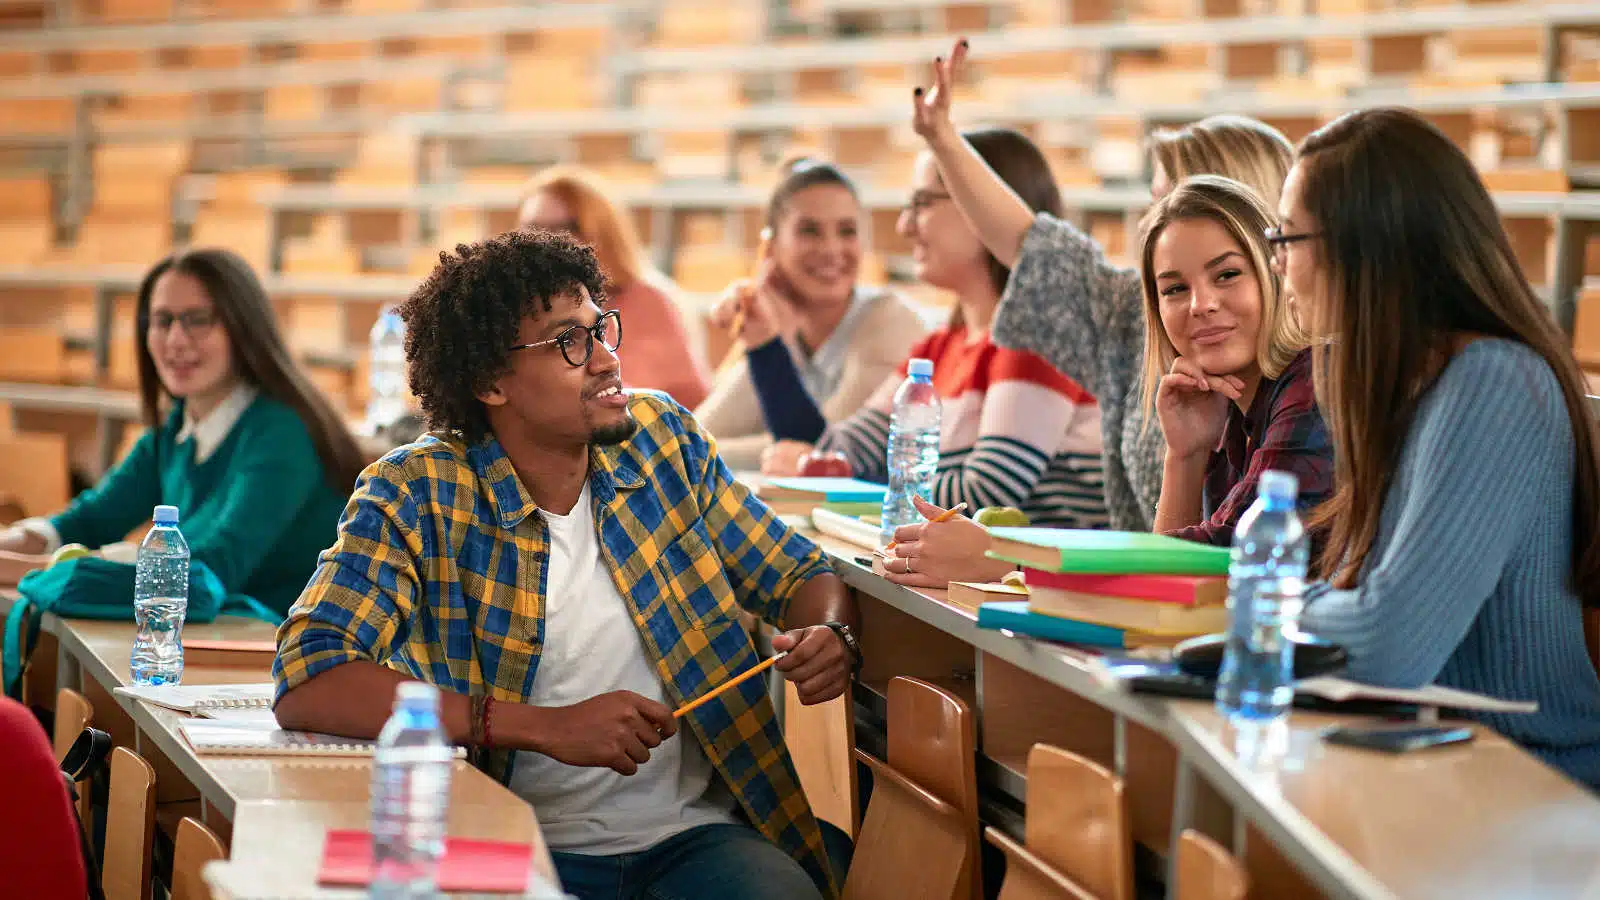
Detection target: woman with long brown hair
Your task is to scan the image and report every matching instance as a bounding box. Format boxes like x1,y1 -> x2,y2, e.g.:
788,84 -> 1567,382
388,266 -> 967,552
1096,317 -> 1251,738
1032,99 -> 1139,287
0,248 -> 365,616
1283,108 -> 1600,787
518,167 -> 712,408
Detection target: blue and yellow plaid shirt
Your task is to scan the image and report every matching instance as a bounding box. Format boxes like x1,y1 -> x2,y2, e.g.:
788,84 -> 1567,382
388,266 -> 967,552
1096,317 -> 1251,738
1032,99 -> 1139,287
273,393 -> 837,890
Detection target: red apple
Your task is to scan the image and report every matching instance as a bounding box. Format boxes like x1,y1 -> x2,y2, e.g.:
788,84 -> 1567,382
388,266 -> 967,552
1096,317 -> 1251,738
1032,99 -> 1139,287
798,451 -> 852,478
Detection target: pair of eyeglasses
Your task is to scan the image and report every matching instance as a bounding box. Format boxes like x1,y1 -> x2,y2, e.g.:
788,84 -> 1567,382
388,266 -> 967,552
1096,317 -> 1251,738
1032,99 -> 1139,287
903,190 -> 952,215
1264,225 -> 1321,258
144,309 -> 220,336
508,309 -> 622,368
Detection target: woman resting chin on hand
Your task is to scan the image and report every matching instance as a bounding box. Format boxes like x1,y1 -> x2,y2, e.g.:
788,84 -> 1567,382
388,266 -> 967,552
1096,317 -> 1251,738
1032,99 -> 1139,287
882,495 -> 1013,589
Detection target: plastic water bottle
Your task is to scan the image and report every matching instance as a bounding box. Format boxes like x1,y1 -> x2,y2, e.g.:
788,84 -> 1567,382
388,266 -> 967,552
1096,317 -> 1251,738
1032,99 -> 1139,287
1216,471 -> 1309,723
879,358 -> 942,545
371,682 -> 454,899
367,306 -> 408,431
130,505 -> 189,686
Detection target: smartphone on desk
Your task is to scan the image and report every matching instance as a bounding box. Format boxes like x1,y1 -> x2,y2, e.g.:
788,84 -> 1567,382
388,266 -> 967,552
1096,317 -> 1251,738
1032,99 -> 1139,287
1322,724 -> 1475,754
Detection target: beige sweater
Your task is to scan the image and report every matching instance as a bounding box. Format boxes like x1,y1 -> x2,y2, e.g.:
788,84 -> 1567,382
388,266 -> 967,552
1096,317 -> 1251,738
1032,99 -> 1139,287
694,290 -> 931,470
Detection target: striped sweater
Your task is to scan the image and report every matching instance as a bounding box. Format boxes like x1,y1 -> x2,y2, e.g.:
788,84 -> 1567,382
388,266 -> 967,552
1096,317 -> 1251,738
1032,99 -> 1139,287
816,326 -> 1109,528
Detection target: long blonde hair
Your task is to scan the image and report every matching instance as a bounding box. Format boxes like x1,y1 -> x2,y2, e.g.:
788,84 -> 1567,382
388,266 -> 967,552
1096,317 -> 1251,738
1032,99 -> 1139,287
1295,108 -> 1600,602
1148,115 -> 1294,209
1137,175 -> 1308,421
519,167 -> 654,291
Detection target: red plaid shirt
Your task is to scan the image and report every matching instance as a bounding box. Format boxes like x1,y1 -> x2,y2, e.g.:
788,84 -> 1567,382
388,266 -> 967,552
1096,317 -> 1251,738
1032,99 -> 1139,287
1168,349 -> 1332,549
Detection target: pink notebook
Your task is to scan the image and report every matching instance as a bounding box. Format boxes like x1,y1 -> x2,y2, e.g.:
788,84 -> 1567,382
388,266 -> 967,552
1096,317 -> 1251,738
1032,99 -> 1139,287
317,829 -> 532,893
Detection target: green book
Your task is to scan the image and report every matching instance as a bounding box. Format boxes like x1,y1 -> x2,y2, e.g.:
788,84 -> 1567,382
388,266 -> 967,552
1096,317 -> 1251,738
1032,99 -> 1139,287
985,528 -> 1232,576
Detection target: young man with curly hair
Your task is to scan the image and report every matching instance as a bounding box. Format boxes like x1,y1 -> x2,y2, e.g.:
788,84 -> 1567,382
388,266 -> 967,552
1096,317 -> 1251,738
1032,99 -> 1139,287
272,231 -> 858,899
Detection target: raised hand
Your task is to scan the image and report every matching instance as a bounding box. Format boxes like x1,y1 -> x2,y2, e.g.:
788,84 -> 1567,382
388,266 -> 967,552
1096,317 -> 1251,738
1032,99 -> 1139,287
911,38 -> 969,145
1155,356 -> 1244,461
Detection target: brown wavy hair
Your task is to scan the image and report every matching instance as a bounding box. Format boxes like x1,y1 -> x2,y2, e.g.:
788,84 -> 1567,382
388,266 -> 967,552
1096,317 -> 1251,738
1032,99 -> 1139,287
1296,107 -> 1600,605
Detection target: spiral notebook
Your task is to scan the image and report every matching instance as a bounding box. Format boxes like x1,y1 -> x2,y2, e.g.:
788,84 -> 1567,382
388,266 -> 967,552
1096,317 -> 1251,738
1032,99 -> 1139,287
178,718 -> 470,759
114,682 -> 276,717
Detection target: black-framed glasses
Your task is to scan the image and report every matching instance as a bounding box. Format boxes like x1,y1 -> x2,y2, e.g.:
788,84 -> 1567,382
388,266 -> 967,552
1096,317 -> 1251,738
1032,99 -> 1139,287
143,309 -> 220,336
508,309 -> 621,368
903,190 -> 952,215
1265,225 -> 1321,257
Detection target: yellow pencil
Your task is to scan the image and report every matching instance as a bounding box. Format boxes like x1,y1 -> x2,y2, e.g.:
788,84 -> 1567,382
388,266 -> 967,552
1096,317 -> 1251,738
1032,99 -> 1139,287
673,652 -> 787,719
728,235 -> 771,339
884,502 -> 968,553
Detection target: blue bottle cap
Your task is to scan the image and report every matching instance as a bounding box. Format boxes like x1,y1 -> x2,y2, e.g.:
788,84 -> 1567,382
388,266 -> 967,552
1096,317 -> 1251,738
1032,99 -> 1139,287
907,358 -> 934,378
152,505 -> 180,525
1259,471 -> 1299,504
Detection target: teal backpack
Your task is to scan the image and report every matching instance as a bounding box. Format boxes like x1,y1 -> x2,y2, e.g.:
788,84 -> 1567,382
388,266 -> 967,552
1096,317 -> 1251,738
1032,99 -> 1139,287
2,556 -> 279,698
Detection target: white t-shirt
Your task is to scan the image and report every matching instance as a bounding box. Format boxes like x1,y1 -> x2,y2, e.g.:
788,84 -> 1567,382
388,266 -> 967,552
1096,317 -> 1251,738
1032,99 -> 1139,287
507,482 -> 737,855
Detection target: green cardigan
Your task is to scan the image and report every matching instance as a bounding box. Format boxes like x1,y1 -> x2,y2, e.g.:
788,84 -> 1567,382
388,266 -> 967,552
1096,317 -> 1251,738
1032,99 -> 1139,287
49,394 -> 351,616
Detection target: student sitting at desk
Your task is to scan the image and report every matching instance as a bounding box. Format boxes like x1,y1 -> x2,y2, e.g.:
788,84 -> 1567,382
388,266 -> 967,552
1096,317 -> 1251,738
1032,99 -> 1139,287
273,231 -> 858,899
0,249 -> 365,616
1281,109 -> 1600,787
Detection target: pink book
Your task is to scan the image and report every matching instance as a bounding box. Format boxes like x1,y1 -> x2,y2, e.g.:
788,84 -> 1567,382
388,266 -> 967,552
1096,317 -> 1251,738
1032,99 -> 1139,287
1022,570 -> 1227,607
318,829 -> 532,894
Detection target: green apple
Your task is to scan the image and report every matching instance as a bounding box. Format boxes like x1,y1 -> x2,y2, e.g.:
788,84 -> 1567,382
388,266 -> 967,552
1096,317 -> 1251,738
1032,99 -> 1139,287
975,507 -> 1030,528
51,543 -> 92,565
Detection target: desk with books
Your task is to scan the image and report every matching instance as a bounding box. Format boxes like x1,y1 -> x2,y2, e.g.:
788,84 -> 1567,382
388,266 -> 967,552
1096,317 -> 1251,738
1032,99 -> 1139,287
797,528 -> 1600,900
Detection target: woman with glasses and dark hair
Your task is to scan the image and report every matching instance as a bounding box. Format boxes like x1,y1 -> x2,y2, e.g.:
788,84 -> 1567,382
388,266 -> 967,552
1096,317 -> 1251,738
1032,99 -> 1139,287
518,167 -> 712,409
1280,108 -> 1600,787
698,157 -> 929,470
0,248 -> 365,616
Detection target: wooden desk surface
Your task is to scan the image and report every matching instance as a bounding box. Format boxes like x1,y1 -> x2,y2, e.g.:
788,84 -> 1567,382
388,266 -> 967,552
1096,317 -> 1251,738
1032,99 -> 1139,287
47,613 -> 557,896
1170,704 -> 1600,900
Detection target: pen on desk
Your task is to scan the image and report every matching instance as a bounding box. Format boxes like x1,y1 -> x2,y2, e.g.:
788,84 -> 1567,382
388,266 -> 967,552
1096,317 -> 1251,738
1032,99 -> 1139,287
673,652 -> 787,719
884,502 -> 968,553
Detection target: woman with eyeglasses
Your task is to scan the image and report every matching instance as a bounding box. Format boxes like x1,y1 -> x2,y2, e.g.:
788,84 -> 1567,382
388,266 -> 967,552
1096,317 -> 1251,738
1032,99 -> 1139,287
1282,109 -> 1600,787
0,248 -> 365,616
910,39 -> 1298,534
699,157 -> 929,470
757,129 -> 1109,583
518,167 -> 712,409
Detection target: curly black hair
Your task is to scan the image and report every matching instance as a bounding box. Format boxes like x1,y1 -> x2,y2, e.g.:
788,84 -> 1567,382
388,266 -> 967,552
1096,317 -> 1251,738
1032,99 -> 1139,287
399,229 -> 607,443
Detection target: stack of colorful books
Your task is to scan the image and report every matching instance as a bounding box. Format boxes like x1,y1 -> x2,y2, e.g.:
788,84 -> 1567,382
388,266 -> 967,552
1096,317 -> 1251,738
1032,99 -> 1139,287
972,528 -> 1233,651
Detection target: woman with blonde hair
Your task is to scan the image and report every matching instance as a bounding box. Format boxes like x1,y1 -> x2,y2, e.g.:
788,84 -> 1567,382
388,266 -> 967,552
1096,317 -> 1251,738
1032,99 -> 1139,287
1139,176 -> 1329,547
518,167 -> 712,408
1282,108 -> 1600,786
908,38 -> 1293,532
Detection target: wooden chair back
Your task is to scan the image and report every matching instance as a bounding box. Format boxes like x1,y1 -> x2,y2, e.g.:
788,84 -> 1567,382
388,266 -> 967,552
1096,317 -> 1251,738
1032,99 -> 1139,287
53,687 -> 95,826
986,827 -> 1098,900
103,747 -> 156,900
784,678 -> 859,835
841,676 -> 979,900
1024,744 -> 1133,900
1176,830 -> 1248,900
171,816 -> 226,900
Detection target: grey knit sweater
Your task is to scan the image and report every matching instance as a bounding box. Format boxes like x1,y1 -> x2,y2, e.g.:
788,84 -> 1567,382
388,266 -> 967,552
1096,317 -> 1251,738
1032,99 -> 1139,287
991,213 -> 1166,531
1302,339 -> 1600,789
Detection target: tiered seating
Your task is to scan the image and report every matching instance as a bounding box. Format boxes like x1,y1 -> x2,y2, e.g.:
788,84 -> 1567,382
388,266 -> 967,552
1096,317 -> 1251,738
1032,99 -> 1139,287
0,0 -> 1597,460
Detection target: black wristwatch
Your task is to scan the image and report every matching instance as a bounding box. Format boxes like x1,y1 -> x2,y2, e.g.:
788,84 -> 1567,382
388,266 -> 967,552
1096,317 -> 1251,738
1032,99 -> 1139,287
820,621 -> 862,676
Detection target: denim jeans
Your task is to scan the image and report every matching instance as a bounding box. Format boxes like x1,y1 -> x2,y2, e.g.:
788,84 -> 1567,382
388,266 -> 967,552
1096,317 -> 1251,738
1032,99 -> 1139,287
551,820 -> 854,900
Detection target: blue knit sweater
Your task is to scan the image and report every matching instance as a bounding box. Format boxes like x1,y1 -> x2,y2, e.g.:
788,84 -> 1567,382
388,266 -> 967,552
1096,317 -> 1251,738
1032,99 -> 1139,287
1302,339 -> 1600,789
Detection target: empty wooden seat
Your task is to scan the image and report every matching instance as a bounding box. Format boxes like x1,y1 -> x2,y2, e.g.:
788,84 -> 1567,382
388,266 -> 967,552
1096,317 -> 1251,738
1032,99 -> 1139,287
784,679 -> 859,835
843,676 -> 979,900
104,746 -> 157,900
985,829 -> 1098,900
0,432 -> 71,520
171,816 -> 227,900
1176,830 -> 1248,900
1022,744 -> 1133,900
